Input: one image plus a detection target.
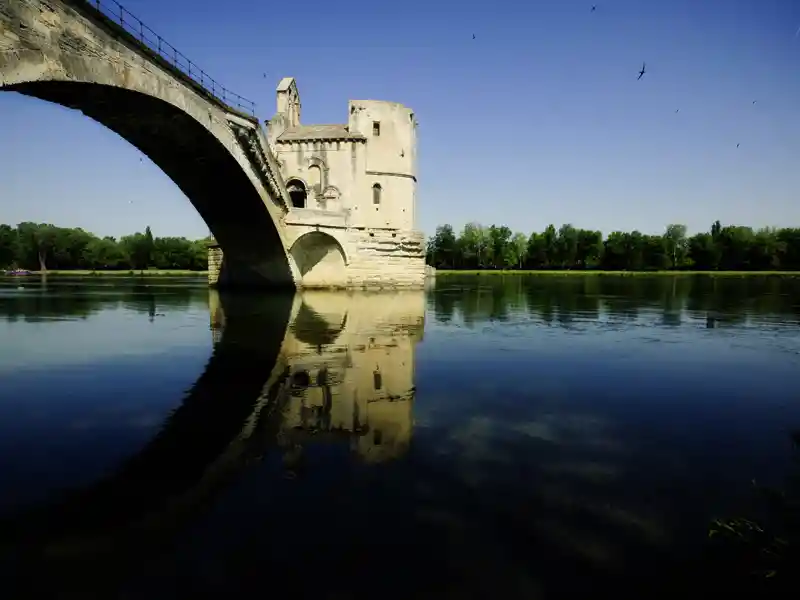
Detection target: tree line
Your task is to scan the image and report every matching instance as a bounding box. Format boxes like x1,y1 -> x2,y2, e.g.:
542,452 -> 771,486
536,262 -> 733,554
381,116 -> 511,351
0,222 -> 209,271
425,221 -> 800,271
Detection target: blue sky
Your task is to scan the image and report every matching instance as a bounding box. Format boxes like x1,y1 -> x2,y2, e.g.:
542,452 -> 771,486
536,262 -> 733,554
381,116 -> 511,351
1,0 -> 799,240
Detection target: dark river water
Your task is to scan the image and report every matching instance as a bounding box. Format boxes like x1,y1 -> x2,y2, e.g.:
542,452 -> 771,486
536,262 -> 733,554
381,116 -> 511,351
1,274 -> 799,599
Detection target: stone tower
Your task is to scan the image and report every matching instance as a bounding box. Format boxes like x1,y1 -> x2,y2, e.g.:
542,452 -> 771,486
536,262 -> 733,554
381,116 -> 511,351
347,99 -> 417,230
247,78 -> 428,288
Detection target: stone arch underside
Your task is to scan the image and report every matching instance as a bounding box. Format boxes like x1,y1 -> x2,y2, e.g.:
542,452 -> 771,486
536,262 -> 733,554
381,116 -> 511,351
0,0 -> 296,288
289,232 -> 348,288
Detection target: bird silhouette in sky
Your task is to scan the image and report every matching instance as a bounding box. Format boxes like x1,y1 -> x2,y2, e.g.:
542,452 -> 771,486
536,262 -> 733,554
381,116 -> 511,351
591,5 -> 597,11
675,109 -> 679,113
737,143 -> 740,148
472,34 -> 476,39
752,100 -> 757,105
637,62 -> 646,80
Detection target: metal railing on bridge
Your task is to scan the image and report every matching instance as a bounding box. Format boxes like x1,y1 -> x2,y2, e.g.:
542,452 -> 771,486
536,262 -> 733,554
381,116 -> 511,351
85,0 -> 257,117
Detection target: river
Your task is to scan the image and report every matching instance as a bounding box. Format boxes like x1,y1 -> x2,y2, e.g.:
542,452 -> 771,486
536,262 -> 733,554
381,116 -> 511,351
0,273 -> 799,599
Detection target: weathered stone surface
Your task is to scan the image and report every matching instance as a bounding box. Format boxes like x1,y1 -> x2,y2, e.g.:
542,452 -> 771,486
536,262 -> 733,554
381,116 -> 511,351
208,242 -> 223,286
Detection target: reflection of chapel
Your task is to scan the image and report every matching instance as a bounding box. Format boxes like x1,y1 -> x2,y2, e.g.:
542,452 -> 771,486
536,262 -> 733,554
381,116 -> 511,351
277,292 -> 425,464
265,77 -> 418,232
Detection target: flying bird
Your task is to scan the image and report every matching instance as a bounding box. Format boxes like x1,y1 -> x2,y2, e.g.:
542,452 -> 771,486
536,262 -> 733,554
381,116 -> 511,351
675,109 -> 679,113
472,34 -> 476,39
637,62 -> 646,80
736,143 -> 740,148
591,4 -> 597,11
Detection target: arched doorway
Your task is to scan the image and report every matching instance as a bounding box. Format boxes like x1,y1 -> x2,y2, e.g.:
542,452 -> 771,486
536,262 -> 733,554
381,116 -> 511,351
289,232 -> 348,288
286,179 -> 308,209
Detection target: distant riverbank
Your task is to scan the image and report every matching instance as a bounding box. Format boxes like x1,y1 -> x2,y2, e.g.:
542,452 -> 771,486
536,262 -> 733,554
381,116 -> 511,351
13,269 -> 208,277
435,270 -> 800,277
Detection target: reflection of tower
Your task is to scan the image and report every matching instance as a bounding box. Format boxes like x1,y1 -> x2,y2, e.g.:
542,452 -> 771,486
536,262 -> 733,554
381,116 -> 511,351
281,291 -> 424,463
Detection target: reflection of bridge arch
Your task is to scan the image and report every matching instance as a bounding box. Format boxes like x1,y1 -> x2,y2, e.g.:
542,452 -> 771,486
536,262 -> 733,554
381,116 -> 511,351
291,301 -> 348,347
0,291 -> 296,560
0,0 -> 297,288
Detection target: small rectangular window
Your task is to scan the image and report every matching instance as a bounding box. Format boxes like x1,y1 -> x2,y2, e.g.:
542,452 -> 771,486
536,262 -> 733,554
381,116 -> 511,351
372,121 -> 381,136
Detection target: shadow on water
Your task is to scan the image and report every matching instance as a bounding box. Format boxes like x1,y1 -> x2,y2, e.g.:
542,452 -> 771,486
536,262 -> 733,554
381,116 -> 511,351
0,288 -> 295,590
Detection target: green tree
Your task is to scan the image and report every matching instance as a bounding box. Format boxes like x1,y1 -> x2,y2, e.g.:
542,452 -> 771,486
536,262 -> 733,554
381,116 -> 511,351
15,222 -> 58,271
664,224 -> 688,269
143,225 -> 155,269
555,224 -> 579,268
459,223 -> 489,269
487,225 -> 513,268
0,224 -> 16,268
510,232 -> 528,269
120,226 -> 155,271
576,229 -> 603,268
426,224 -> 458,269
83,236 -> 126,270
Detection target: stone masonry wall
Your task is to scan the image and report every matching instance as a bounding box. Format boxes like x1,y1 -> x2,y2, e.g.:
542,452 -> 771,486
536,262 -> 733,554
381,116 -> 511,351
209,229 -> 425,289
208,244 -> 223,286
345,229 -> 426,288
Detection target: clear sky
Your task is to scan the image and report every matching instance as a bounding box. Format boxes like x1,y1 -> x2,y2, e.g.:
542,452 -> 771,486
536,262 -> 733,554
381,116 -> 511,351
1,0 -> 799,240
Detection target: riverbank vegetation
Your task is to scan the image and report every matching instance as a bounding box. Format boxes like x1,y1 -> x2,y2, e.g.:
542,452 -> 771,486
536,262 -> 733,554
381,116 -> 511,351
426,221 -> 800,273
0,222 -> 209,272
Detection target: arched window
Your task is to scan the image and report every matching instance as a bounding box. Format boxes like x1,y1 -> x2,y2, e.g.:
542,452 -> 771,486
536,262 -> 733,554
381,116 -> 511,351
286,179 -> 307,208
372,183 -> 382,206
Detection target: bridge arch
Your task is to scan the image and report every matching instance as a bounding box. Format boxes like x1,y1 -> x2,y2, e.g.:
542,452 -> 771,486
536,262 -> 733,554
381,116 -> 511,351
0,0 -> 297,288
289,231 -> 348,288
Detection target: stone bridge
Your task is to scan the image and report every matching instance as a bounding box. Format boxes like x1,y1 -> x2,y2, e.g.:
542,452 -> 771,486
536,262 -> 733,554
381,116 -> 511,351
0,0 -> 426,289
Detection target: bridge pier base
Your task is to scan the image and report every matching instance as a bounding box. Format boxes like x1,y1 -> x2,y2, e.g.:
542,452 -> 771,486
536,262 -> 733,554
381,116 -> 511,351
209,229 -> 427,290
206,243 -> 297,290
208,244 -> 223,287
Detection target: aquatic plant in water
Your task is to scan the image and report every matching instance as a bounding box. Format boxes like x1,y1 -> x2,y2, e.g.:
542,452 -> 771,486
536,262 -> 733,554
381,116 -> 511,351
708,431 -> 800,592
